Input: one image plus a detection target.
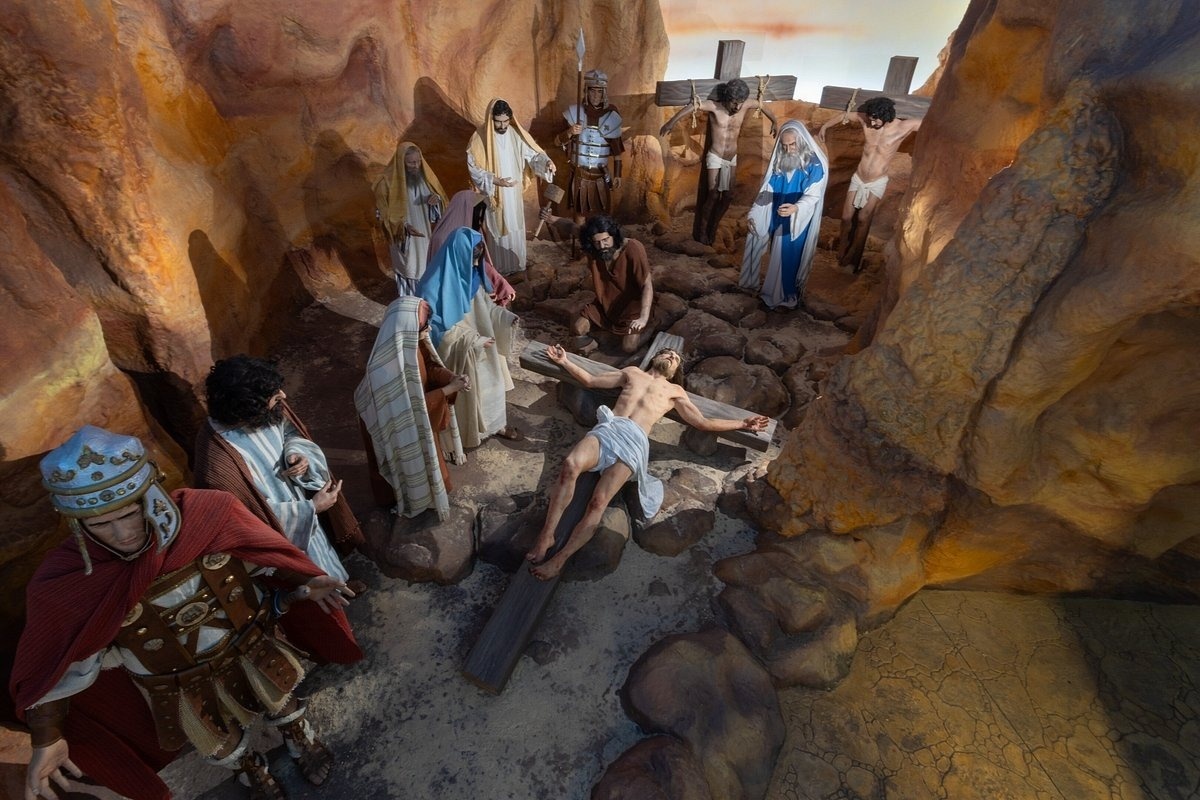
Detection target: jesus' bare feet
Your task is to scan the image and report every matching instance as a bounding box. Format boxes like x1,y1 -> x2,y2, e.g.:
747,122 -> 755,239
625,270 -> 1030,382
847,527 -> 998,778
530,555 -> 564,581
526,530 -> 555,565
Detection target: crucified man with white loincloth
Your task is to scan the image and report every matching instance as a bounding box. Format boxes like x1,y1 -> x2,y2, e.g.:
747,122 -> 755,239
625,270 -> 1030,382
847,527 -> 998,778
525,345 -> 768,580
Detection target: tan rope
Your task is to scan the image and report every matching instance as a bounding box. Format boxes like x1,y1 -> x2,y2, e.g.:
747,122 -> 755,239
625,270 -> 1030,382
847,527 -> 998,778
689,79 -> 699,128
842,88 -> 859,124
755,75 -> 769,118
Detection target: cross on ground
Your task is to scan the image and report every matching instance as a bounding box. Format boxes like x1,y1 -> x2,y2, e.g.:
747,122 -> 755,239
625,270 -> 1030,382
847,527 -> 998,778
462,334 -> 777,693
818,55 -> 932,120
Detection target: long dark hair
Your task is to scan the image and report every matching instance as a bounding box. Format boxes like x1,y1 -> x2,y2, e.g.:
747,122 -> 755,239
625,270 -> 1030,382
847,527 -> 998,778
206,355 -> 284,427
580,215 -> 624,255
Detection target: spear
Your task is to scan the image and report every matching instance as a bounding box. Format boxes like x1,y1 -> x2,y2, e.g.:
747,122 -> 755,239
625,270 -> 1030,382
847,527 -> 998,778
575,28 -> 585,124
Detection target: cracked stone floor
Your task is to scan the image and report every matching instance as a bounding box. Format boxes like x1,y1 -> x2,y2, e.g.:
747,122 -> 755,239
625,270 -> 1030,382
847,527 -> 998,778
768,590 -> 1200,800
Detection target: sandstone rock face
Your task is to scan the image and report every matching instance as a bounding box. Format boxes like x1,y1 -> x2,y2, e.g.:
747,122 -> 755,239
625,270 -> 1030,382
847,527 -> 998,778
756,0 -> 1200,688
619,627 -> 785,800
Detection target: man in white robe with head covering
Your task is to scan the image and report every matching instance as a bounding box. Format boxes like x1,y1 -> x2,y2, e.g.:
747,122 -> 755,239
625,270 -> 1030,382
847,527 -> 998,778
375,142 -> 449,295
740,120 -> 829,310
466,97 -> 556,275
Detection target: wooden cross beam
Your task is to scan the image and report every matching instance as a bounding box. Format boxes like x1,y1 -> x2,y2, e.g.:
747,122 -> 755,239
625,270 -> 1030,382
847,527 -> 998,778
818,55 -> 932,120
519,339 -> 777,452
655,39 -> 796,107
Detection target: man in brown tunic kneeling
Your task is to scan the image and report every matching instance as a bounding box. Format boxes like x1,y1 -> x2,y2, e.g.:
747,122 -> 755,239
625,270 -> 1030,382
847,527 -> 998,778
572,215 -> 654,354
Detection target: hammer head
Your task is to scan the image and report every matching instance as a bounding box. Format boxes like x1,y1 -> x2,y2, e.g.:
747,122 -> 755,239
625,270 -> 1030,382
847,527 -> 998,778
543,184 -> 565,205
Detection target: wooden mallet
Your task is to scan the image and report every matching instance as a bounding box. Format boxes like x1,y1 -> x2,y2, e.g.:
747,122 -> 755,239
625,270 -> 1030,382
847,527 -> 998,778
533,184 -> 566,238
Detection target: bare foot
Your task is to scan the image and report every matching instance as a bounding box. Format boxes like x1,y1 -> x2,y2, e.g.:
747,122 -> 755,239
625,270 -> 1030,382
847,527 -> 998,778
526,530 -> 555,564
530,556 -> 564,581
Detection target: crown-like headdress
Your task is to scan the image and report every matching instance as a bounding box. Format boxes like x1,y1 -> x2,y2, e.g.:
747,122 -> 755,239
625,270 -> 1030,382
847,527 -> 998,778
40,426 -> 180,571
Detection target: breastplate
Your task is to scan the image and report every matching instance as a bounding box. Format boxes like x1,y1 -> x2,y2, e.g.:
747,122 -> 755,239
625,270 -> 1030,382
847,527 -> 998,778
574,126 -> 611,169
114,553 -> 262,675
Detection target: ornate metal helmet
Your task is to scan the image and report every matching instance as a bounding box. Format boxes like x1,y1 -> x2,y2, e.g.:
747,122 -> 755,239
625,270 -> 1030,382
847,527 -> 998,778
40,425 -> 180,571
584,69 -> 608,90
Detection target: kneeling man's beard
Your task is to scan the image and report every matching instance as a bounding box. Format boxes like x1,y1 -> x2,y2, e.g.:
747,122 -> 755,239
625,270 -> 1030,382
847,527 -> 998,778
598,247 -> 615,263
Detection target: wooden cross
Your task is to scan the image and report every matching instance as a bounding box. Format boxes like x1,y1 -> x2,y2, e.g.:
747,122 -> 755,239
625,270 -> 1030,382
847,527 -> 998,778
818,56 -> 932,120
462,335 -> 778,693
654,40 -> 796,108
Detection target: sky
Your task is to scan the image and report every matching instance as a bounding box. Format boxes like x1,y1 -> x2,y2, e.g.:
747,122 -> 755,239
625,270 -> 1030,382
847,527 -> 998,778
659,0 -> 969,102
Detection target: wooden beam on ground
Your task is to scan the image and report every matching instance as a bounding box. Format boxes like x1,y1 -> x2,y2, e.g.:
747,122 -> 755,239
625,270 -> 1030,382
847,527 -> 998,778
519,341 -> 777,452
463,472 -> 602,694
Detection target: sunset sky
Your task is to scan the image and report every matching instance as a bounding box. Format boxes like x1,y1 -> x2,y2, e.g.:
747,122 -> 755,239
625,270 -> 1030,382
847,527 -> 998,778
659,0 -> 968,103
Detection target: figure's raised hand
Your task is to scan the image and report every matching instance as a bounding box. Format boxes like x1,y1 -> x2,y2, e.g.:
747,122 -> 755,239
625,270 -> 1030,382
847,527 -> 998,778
285,453 -> 310,478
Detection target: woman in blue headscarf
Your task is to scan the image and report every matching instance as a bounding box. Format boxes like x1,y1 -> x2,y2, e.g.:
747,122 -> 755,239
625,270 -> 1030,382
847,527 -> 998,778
417,227 -> 520,448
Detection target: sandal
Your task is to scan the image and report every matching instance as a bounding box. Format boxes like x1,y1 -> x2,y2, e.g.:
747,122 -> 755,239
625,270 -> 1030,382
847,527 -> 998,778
237,751 -> 287,800
277,716 -> 334,786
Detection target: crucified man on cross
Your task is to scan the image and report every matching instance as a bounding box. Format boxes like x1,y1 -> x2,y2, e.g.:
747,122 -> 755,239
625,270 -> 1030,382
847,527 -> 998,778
525,345 -> 767,580
660,79 -> 778,246
818,96 -> 922,271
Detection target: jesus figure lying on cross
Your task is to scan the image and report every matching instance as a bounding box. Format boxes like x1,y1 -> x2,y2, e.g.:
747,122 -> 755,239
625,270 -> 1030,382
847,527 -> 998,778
526,344 -> 769,580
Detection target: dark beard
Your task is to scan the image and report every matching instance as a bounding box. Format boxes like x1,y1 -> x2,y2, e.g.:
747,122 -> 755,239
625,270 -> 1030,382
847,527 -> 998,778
598,247 -> 615,263
245,403 -> 285,429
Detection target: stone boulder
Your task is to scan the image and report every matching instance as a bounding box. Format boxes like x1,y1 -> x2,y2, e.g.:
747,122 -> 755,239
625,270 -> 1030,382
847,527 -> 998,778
744,327 -> 809,374
620,627 -> 785,800
691,292 -> 761,327
685,357 -> 789,419
591,736 -> 714,800
635,468 -> 718,557
667,312 -> 746,360
364,504 -> 476,585
653,233 -> 716,260
652,263 -> 738,301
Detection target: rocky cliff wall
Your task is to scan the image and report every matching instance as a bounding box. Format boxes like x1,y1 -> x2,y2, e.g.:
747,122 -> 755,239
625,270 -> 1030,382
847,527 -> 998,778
729,0 -> 1200,689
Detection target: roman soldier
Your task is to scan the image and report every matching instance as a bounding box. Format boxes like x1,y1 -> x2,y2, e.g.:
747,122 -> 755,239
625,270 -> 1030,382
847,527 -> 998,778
556,68 -> 625,222
11,426 -> 362,800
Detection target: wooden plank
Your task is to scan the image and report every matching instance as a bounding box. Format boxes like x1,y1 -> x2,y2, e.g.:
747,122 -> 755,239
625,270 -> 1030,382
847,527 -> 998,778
463,472 -> 602,694
817,86 -> 931,119
520,341 -> 777,452
655,76 -> 796,108
713,40 -> 745,81
882,56 -> 919,95
638,331 -> 685,371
